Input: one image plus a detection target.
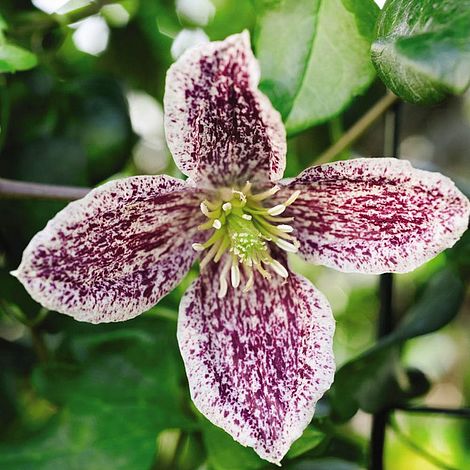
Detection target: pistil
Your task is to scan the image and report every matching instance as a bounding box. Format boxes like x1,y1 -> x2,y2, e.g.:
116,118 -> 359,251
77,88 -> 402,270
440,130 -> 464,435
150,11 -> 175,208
193,183 -> 300,297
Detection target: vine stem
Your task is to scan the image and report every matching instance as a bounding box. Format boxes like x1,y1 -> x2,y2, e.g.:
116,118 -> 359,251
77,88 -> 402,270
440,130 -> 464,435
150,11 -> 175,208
31,327 -> 49,362
0,177 -> 89,201
10,0 -> 118,36
0,77 -> 10,153
314,92 -> 398,165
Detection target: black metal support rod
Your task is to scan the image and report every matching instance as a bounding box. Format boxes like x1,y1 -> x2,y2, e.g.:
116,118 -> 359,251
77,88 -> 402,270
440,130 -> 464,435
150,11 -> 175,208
369,101 -> 401,470
395,406 -> 470,418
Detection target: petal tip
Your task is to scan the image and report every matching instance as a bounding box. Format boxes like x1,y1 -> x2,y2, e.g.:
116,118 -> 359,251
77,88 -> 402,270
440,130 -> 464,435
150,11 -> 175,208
178,268 -> 335,464
164,27 -> 284,186
10,269 -> 19,278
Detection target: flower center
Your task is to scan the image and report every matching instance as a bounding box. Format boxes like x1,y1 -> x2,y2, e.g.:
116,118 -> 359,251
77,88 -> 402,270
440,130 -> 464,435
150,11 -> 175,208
192,182 -> 301,297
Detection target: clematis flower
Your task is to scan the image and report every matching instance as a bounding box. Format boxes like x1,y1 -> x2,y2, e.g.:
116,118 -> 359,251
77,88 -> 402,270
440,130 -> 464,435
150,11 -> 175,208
13,32 -> 469,464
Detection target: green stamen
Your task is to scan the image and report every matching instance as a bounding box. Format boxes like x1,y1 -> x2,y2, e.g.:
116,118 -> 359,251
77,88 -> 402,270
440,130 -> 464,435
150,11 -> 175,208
194,183 -> 300,296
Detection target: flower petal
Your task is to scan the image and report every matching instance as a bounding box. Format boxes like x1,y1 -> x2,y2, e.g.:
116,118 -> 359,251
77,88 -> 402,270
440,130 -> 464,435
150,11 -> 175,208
164,31 -> 286,187
14,176 -> 205,323
284,158 -> 470,274
178,261 -> 335,464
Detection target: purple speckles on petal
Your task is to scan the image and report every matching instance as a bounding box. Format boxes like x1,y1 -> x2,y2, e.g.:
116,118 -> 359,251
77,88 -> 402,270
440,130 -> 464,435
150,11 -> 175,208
164,31 -> 286,187
14,176 -> 206,323
178,257 -> 335,464
283,158 -> 470,274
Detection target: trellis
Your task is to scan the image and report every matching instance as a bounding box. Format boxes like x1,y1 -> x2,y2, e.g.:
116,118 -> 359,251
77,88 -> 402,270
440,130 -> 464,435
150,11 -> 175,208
369,101 -> 470,470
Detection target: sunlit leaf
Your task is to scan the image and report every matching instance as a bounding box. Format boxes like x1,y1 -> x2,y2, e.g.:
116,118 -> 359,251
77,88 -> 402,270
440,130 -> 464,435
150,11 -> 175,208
0,44 -> 37,73
372,0 -> 470,103
255,0 -> 379,134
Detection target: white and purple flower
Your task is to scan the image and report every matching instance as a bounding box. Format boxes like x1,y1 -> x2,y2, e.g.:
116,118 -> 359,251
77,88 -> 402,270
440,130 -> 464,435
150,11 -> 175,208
13,32 -> 469,463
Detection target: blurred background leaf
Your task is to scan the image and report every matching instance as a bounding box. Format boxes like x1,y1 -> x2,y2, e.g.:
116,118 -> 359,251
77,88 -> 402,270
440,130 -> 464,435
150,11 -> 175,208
330,267 -> 465,421
0,13 -> 37,73
0,44 -> 37,73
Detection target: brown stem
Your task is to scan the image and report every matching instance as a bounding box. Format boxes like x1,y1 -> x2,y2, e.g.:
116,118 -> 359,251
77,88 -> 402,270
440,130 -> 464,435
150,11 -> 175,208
0,178 -> 90,201
31,327 -> 49,362
314,92 -> 398,165
56,0 -> 118,25
11,0 -> 118,36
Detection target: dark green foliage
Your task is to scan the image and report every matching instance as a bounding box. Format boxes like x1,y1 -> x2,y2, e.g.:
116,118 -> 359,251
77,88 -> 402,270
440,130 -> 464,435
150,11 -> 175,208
330,268 -> 465,421
0,319 -> 194,469
0,0 -> 468,468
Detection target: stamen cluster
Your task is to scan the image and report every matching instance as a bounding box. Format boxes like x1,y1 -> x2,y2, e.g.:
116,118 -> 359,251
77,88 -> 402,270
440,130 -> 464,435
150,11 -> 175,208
192,182 -> 300,297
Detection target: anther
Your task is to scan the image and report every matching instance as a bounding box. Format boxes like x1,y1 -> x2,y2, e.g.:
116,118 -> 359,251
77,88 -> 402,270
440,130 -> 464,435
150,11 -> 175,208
267,204 -> 286,216
275,238 -> 298,253
231,264 -> 240,288
196,184 -> 301,292
218,258 -> 232,298
255,263 -> 271,279
242,181 -> 252,193
243,272 -> 254,292
218,277 -> 228,298
285,190 -> 301,206
200,202 -> 210,217
277,224 -> 294,233
270,259 -> 289,278
251,185 -> 280,201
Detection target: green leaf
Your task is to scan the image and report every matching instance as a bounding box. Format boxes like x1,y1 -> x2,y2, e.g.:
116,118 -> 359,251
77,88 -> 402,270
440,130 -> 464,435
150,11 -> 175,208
372,0 -> 470,103
0,44 -> 37,73
390,268 -> 465,341
0,319 -> 194,469
200,417 -> 265,470
330,267 -> 464,420
255,0 -> 379,134
446,229 -> 470,279
285,458 -> 362,470
286,426 -> 326,459
330,346 -> 403,421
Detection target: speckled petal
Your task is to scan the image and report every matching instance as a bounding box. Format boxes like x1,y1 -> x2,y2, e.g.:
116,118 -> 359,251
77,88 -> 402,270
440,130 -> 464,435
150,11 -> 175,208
178,259 -> 335,464
14,176 -> 205,323
164,31 -> 286,187
283,158 -> 470,274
